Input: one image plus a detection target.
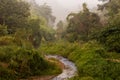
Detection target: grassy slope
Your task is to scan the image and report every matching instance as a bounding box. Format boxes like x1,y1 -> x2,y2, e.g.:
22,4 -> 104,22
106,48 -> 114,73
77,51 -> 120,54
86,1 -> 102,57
0,36 -> 62,80
40,40 -> 120,80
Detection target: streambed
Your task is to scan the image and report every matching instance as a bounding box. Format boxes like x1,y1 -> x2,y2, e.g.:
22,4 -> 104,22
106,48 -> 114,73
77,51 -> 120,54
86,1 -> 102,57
46,55 -> 77,80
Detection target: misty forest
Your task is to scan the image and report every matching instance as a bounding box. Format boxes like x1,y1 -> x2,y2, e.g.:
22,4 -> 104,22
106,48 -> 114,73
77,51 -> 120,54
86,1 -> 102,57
0,0 -> 120,80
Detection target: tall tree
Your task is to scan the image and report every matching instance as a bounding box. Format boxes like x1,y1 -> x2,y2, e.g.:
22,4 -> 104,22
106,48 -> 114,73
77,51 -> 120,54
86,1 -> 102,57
28,0 -> 56,27
66,3 -> 101,42
27,19 -> 42,48
0,0 -> 30,33
96,0 -> 120,52
98,0 -> 120,18
56,21 -> 64,39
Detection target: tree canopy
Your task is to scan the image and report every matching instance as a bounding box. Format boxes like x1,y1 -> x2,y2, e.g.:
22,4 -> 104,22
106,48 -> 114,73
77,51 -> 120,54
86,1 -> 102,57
29,1 -> 56,27
94,0 -> 120,52
0,0 -> 30,33
65,3 -> 101,42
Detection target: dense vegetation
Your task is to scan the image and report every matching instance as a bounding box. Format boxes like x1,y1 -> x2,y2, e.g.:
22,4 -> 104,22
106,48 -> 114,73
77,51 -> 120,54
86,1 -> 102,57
40,0 -> 120,80
0,0 -> 120,80
0,45 -> 61,79
65,3 -> 101,42
0,0 -> 61,79
40,40 -> 120,80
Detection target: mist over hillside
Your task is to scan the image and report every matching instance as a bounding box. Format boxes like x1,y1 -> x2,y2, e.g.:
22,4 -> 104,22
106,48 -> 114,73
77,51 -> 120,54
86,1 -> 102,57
35,0 -> 102,24
0,0 -> 120,80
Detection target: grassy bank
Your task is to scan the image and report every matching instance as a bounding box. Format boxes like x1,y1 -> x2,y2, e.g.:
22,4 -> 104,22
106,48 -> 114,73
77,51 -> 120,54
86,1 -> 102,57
40,40 -> 120,80
0,37 -> 62,80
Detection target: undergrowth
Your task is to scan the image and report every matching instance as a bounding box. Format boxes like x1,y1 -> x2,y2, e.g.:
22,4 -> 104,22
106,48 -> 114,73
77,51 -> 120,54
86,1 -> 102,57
40,40 -> 120,80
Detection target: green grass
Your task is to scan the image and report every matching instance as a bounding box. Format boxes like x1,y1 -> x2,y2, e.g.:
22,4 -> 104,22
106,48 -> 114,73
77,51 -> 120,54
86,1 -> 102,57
0,39 -> 62,80
0,45 -> 62,80
40,40 -> 120,80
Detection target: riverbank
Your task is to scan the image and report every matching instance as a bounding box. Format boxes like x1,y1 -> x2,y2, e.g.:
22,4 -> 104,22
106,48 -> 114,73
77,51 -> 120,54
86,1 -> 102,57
46,55 -> 77,80
40,41 -> 120,80
24,55 -> 77,80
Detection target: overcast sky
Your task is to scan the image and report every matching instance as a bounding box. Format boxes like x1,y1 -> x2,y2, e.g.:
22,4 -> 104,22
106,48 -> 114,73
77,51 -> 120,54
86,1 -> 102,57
35,0 -> 102,23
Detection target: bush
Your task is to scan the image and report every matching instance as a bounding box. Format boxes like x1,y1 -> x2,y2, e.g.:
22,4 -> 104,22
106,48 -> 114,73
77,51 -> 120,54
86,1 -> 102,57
92,26 -> 120,53
0,66 -> 16,80
0,36 -> 14,46
0,25 -> 8,36
0,45 -> 61,79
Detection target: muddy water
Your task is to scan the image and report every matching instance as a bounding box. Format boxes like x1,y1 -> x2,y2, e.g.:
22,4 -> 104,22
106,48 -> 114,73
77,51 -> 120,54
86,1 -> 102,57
46,55 -> 77,80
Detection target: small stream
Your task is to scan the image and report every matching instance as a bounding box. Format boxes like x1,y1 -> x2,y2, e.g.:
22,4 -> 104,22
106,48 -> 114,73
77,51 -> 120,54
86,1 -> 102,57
46,55 -> 77,80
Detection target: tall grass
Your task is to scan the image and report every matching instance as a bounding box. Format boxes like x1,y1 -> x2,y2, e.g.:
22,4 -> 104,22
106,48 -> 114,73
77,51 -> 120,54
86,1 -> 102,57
0,37 -> 62,80
40,40 -> 120,80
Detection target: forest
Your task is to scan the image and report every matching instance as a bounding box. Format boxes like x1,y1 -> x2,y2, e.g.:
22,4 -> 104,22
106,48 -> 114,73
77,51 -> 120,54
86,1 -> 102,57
0,0 -> 120,80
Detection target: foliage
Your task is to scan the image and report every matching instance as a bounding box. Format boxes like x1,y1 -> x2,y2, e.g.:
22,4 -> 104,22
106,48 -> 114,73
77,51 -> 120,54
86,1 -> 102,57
0,0 -> 120,79
94,26 -> 120,52
0,0 -> 30,33
0,25 -> 8,36
29,1 -> 56,27
56,21 -> 64,39
29,1 -> 56,41
38,4 -> 56,25
27,18 -> 42,48
0,0 -> 61,79
65,3 -> 101,42
0,45 -> 61,80
29,2 -> 56,42
40,24 -> 55,41
40,40 -> 120,80
69,76 -> 94,80
93,0 -> 120,53
98,0 -> 120,18
0,36 -> 14,46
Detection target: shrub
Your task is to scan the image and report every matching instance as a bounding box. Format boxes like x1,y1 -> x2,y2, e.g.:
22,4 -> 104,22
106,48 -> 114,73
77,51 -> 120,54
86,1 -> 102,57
0,45 -> 62,79
0,36 -> 14,46
0,25 -> 8,36
93,26 -> 120,53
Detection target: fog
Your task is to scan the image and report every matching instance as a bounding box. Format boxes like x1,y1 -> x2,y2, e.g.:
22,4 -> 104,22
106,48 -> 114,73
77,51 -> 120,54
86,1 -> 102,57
35,0 -> 102,23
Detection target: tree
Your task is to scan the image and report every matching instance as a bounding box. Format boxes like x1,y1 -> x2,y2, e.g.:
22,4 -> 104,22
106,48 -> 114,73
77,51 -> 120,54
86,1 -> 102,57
98,0 -> 120,18
27,19 -> 42,48
56,21 -> 64,39
0,25 -> 8,36
28,1 -> 56,27
0,0 -> 30,33
66,3 -> 101,42
95,0 -> 120,52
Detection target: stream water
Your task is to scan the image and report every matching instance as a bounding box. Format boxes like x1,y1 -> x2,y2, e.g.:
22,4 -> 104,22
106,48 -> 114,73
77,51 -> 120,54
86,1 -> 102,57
46,55 -> 77,80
